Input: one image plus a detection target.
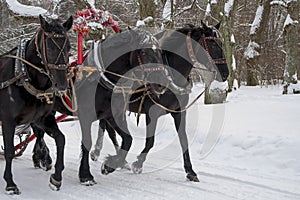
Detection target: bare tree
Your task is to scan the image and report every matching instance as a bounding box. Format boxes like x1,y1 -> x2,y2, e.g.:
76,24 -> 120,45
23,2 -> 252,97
283,0 -> 300,94
244,0 -> 272,86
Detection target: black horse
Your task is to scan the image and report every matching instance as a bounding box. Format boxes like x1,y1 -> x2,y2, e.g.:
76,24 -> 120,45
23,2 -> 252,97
31,29 -> 169,185
90,21 -> 229,182
0,15 -> 73,194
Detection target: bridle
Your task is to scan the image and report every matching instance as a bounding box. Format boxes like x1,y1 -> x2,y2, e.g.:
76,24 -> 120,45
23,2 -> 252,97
129,50 -> 165,76
18,28 -> 70,103
197,28 -> 227,65
35,28 -> 70,82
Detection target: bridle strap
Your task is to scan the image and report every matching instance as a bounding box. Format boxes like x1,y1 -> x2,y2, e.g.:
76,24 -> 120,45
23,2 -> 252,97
200,35 -> 227,65
186,32 -> 213,72
36,29 -> 69,71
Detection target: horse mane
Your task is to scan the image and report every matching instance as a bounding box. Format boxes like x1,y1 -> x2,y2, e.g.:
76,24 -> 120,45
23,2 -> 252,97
97,29 -> 159,68
102,29 -> 158,50
0,47 -> 17,58
159,25 -> 198,50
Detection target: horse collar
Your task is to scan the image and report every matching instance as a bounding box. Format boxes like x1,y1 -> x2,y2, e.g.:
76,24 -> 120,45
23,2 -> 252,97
15,38 -> 30,86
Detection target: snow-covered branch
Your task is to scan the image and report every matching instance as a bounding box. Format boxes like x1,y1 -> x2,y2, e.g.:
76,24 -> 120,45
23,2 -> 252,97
174,0 -> 197,17
250,5 -> 264,35
284,14 -> 299,28
224,0 -> 235,17
5,0 -> 47,17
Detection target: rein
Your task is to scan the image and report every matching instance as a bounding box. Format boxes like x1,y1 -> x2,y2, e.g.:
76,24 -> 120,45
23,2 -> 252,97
59,78 -> 78,113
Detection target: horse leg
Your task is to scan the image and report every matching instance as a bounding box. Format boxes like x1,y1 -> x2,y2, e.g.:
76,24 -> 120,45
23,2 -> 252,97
78,118 -> 96,185
106,121 -> 120,153
101,117 -> 132,175
132,113 -> 157,174
90,119 -> 120,161
31,124 -> 52,170
39,114 -> 66,190
171,112 -> 199,182
90,121 -> 105,162
2,122 -> 21,194
105,122 -> 131,170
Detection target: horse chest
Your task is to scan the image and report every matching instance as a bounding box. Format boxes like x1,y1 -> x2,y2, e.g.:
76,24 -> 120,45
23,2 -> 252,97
0,86 -> 52,124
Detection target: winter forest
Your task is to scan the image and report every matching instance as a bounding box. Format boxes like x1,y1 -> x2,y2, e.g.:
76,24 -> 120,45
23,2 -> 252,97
0,0 -> 299,94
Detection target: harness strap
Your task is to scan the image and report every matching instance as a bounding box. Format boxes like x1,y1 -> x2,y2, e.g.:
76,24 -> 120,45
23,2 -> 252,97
0,72 -> 26,90
147,87 -> 207,113
22,81 -> 54,104
5,55 -> 47,75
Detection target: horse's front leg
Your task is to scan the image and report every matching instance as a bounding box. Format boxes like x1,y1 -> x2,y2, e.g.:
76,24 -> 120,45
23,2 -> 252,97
39,114 -> 66,190
31,124 -> 52,170
2,122 -> 21,194
132,113 -> 158,174
101,116 -> 132,175
78,117 -> 96,186
171,112 -> 199,182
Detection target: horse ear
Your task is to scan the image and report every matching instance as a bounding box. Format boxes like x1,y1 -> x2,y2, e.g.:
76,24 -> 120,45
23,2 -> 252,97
215,21 -> 221,30
201,20 -> 208,29
63,16 -> 73,31
39,15 -> 49,31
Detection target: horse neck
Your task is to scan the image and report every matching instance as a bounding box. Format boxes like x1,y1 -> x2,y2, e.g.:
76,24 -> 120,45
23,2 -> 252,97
105,53 -> 131,84
166,50 -> 192,87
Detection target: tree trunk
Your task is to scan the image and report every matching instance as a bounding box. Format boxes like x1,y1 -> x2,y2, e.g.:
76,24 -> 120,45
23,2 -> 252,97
283,0 -> 299,94
244,0 -> 271,86
204,0 -> 237,104
222,0 -> 238,92
138,0 -> 156,27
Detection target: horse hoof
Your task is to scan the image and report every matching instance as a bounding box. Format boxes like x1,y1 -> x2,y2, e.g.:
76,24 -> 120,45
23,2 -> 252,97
49,174 -> 62,191
186,174 -> 200,182
41,161 -> 52,171
101,163 -> 109,175
101,163 -> 115,175
5,186 -> 21,195
90,150 -> 99,162
131,162 -> 143,174
122,162 -> 131,170
33,161 -> 41,169
80,178 -> 97,186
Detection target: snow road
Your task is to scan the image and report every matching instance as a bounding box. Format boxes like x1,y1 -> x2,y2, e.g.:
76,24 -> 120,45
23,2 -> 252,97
0,85 -> 299,200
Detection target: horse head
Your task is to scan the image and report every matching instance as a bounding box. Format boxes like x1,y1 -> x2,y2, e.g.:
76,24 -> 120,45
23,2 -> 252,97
165,22 -> 229,85
34,15 -> 73,93
199,21 -> 229,82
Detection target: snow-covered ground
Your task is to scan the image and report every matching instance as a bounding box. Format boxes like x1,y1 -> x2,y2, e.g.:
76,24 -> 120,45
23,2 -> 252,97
0,85 -> 300,200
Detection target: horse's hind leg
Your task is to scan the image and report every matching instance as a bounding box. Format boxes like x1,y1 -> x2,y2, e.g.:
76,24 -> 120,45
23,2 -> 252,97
171,112 -> 199,182
101,117 -> 132,175
106,121 -> 120,153
2,122 -> 21,194
31,124 -> 52,170
38,114 -> 66,190
132,113 -> 157,174
90,119 -> 119,161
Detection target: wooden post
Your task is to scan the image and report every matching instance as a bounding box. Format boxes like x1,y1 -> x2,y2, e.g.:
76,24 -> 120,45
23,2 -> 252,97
77,32 -> 84,65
